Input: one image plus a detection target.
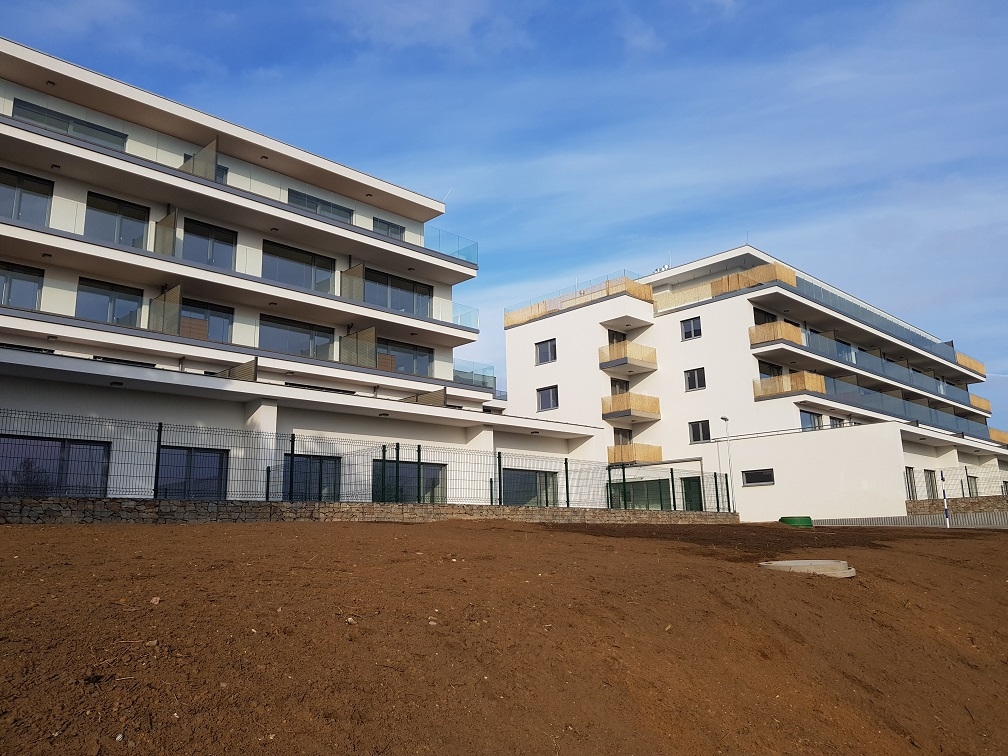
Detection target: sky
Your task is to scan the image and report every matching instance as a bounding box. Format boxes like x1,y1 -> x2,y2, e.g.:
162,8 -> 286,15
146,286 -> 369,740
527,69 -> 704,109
5,0 -> 1007,424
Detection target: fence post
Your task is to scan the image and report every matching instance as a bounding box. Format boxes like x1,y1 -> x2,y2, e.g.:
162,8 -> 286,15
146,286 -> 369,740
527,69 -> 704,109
497,451 -> 504,507
380,445 -> 387,503
564,458 -> 570,507
606,466 -> 613,508
670,467 -> 676,511
416,445 -> 422,504
395,443 -> 400,504
714,473 -> 720,512
265,465 -> 271,502
724,472 -> 731,512
699,472 -> 706,512
489,477 -> 494,505
152,421 -> 163,498
621,464 -> 628,510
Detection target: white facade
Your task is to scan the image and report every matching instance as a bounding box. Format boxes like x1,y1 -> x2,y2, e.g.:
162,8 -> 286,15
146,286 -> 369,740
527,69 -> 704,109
503,247 -> 1008,521
0,39 -> 602,483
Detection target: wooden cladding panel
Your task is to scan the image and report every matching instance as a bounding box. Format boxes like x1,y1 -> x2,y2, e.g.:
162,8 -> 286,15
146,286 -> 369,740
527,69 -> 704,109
504,276 -> 653,329
602,393 -> 660,416
607,444 -> 663,465
654,262 -> 798,314
748,321 -> 803,347
969,394 -> 993,413
989,428 -> 1008,445
956,351 -> 986,377
598,341 -> 658,365
752,371 -> 826,399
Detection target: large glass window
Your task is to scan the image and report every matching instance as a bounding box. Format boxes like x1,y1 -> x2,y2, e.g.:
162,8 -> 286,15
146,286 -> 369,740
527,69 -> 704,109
924,469 -> 938,500
180,299 -> 233,343
688,420 -> 711,443
502,469 -> 558,507
0,167 -> 53,227
374,218 -> 405,241
284,454 -> 341,502
753,308 -> 778,325
685,367 -> 706,391
614,427 -> 633,446
758,360 -> 783,379
84,193 -> 149,249
376,338 -> 434,377
0,435 -> 109,497
0,261 -> 44,309
181,219 -> 236,271
75,278 -> 143,327
535,338 -> 557,365
287,189 -> 353,224
537,385 -> 559,411
371,459 -> 446,503
155,447 -> 228,500
261,241 -> 335,295
12,98 -> 128,151
363,269 -> 432,317
800,410 -> 824,431
905,467 -> 918,500
259,315 -> 334,360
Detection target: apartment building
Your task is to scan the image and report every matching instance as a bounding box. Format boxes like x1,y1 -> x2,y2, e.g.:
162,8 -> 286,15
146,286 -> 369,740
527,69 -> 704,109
0,39 -> 600,500
503,246 -> 1008,521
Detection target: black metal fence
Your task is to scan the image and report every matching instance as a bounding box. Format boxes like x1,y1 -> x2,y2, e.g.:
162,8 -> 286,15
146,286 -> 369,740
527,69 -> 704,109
0,407 -> 731,511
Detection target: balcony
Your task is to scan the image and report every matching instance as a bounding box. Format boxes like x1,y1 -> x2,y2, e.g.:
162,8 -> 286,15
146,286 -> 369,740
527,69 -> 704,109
452,358 -> 496,390
602,392 -> 661,421
749,324 -> 991,413
598,341 -> 658,376
504,270 -> 652,328
753,371 -> 992,441
422,227 -> 478,265
608,443 -> 663,465
990,429 -> 1008,445
653,262 -> 797,313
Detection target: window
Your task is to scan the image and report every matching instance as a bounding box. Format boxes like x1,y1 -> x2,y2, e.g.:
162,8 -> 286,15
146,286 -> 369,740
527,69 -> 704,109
0,435 -> 109,497
753,308 -> 777,325
502,469 -> 558,507
1003,480 -> 1008,497
966,476 -> 979,497
688,420 -> 711,443
535,338 -> 557,365
284,454 -> 340,502
371,459 -> 446,503
0,262 -> 44,310
75,278 -> 143,327
181,219 -> 236,271
610,378 -> 629,395
288,189 -> 353,224
12,98 -> 128,151
180,299 -> 233,343
924,469 -> 938,500
758,360 -> 783,379
0,167 -> 53,227
681,316 -> 701,340
183,153 -> 228,184
377,338 -> 434,377
608,330 -> 626,345
262,241 -> 335,295
364,269 -> 432,317
374,217 -> 405,241
835,340 -> 854,363
537,385 -> 559,411
800,410 -> 823,431
685,367 -> 706,391
83,193 -> 149,249
829,417 -> 845,428
905,467 -> 917,500
155,447 -> 228,500
742,469 -> 775,486
259,315 -> 334,360
614,427 -> 633,446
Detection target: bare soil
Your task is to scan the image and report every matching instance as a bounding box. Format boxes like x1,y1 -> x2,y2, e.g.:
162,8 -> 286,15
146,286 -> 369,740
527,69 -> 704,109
1,521 -> 1006,755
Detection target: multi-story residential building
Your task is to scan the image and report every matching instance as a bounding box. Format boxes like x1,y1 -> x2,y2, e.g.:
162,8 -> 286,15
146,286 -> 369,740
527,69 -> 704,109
503,245 -> 1008,521
0,39 -> 599,500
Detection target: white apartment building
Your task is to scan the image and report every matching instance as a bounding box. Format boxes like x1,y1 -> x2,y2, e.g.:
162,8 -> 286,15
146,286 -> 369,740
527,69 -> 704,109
503,246 -> 1008,521
0,39 -> 602,501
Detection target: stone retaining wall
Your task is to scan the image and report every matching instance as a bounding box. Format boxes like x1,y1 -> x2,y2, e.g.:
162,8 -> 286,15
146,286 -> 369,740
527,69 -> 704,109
0,498 -> 739,526
906,496 -> 1008,516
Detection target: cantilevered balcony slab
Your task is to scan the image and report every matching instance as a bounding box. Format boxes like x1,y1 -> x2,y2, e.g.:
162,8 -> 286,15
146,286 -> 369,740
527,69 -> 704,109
598,342 -> 658,377
602,392 -> 661,421
607,443 -> 663,465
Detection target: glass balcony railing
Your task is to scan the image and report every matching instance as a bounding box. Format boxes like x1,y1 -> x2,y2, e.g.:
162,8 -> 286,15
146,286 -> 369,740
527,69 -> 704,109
823,377 -> 990,441
802,331 -> 979,410
423,226 -> 478,264
794,276 -> 958,365
453,358 -> 496,390
451,303 -> 479,329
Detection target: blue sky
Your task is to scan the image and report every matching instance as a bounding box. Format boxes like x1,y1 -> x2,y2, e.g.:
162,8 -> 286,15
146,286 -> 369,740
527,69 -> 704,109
5,0 -> 1007,423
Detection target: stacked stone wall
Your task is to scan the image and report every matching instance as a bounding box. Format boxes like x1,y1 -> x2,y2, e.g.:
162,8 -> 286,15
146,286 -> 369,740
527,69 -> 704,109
905,496 -> 1008,516
0,498 -> 739,526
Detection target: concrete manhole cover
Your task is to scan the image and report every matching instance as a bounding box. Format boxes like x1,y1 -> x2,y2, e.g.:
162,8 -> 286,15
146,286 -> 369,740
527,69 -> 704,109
758,559 -> 856,578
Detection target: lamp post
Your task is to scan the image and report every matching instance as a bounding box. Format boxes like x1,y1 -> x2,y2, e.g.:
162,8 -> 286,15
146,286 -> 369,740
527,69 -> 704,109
721,416 -> 734,511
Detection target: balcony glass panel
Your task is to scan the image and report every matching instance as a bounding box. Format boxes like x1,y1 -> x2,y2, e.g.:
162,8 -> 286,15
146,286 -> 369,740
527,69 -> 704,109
453,359 -> 495,389
0,262 -> 44,310
423,226 -> 479,264
377,338 -> 434,377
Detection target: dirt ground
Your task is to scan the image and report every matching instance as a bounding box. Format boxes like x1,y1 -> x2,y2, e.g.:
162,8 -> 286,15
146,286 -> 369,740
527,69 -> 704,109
1,521 -> 1006,755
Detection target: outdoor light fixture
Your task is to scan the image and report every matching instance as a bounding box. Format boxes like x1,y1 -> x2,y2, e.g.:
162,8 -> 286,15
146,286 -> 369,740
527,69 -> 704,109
50,164 -> 60,170
531,431 -> 539,435
268,302 -> 278,307
408,267 -> 415,271
270,227 -> 278,232
42,253 -> 52,258
45,80 -> 55,87
378,413 -> 389,417
410,332 -> 418,337
260,155 -> 268,160
110,381 -> 124,387
366,193 -> 373,198
46,335 -> 57,341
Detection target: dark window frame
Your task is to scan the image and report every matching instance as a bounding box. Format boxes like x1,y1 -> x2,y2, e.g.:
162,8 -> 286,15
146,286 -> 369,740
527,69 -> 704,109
155,446 -> 229,500
0,260 -> 44,310
374,217 -> 406,241
0,166 -> 54,227
364,268 -> 433,318
535,338 -> 557,365
800,410 -> 824,432
84,191 -> 150,249
287,189 -> 353,224
688,420 -> 711,444
924,469 -> 938,500
75,277 -> 144,327
742,469 -> 775,486
376,337 -> 435,377
12,98 -> 128,151
283,453 -> 341,502
179,298 -> 234,344
259,314 -> 334,360
262,240 -> 336,296
685,367 -> 706,391
0,433 -> 109,498
537,385 -> 559,412
681,316 -> 702,340
180,218 -> 237,271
